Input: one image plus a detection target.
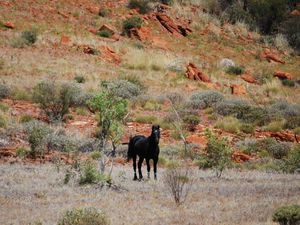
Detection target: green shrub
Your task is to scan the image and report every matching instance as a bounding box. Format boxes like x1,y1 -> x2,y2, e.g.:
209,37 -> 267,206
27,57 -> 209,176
74,75 -> 85,84
0,114 -> 6,128
135,115 -> 158,124
166,92 -> 184,106
160,0 -> 173,5
215,99 -> 249,116
98,8 -> 110,17
123,16 -> 143,33
225,65 -> 245,75
282,79 -> 295,87
97,30 -> 113,38
19,114 -> 34,123
215,116 -> 241,133
79,161 -> 110,185
24,121 -> 52,158
281,144 -> 300,173
263,120 -> 285,132
273,205 -> 300,225
259,138 -> 290,159
128,0 -> 152,14
236,138 -> 259,155
222,3 -> 254,26
189,91 -> 224,110
90,151 -> 102,160
183,115 -> 200,131
106,79 -> 142,99
33,81 -> 87,122
0,84 -> 11,99
199,129 -> 233,177
58,208 -> 109,225
21,30 -> 38,45
0,103 -> 9,112
16,147 -> 29,159
237,106 -> 270,126
11,89 -> 31,101
240,123 -> 255,134
45,130 -> 78,152
285,115 -> 300,129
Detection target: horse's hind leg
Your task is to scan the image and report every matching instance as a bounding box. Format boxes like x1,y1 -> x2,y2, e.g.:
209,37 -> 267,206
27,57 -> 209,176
146,159 -> 150,179
133,155 -> 138,180
153,157 -> 158,180
138,157 -> 144,180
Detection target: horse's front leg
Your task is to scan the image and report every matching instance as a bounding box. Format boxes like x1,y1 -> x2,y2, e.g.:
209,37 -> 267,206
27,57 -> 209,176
138,157 -> 144,180
133,155 -> 138,180
153,157 -> 158,180
146,159 -> 150,179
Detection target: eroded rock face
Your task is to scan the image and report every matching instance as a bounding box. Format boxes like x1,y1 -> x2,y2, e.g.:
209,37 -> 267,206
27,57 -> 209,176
274,71 -> 292,80
128,27 -> 149,41
232,151 -> 253,163
4,21 -> 14,29
155,13 -> 192,37
186,63 -> 211,82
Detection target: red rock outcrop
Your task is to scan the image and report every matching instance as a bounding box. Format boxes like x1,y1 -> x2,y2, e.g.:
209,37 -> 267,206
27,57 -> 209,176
264,52 -> 285,64
128,27 -> 150,41
291,9 -> 300,16
241,73 -> 257,84
99,46 -> 121,64
186,63 -> 211,82
230,84 -> 246,95
60,34 -> 71,45
274,71 -> 292,80
156,13 -> 192,37
232,151 -> 253,163
4,21 -> 14,29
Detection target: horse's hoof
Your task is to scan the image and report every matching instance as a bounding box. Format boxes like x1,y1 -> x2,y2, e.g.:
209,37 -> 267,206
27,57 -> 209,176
133,177 -> 138,181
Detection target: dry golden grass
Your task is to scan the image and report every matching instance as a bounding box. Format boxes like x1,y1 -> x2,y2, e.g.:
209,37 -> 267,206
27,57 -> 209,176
0,164 -> 299,225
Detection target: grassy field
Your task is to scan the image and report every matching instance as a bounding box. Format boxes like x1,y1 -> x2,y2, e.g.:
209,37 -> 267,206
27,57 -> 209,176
0,163 -> 299,225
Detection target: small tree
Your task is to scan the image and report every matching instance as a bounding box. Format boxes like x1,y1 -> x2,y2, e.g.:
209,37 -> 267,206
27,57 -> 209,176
199,129 -> 232,177
89,83 -> 128,173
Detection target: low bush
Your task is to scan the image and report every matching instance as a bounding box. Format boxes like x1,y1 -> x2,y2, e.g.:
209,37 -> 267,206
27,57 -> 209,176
24,121 -> 53,158
78,138 -> 101,153
21,30 -> 37,45
0,114 -> 6,128
235,138 -> 259,155
45,130 -> 78,152
267,141 -> 290,159
134,115 -> 158,124
106,79 -> 142,99
222,3 -> 254,27
281,144 -> 300,173
215,116 -> 241,134
0,84 -> 11,99
225,65 -> 245,75
16,147 -> 29,159
163,162 -> 193,206
183,115 -> 200,131
97,30 -> 113,38
165,92 -> 184,106
79,161 -> 110,185
74,75 -> 85,84
240,123 -> 255,134
282,79 -> 295,87
98,8 -> 110,17
263,120 -> 285,132
19,114 -> 34,123
128,0 -> 152,14
58,208 -> 110,225
273,205 -> 300,225
123,16 -> 143,33
11,89 -> 31,101
33,81 -> 89,122
188,91 -> 224,110
215,99 -> 249,116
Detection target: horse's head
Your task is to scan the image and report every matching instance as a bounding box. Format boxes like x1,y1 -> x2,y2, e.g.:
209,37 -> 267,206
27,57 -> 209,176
151,125 -> 160,144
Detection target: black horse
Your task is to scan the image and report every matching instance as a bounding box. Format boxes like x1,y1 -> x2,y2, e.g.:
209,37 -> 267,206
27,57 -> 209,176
127,125 -> 160,180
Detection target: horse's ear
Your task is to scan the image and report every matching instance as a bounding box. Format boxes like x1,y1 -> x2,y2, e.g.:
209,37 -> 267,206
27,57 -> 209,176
158,125 -> 160,129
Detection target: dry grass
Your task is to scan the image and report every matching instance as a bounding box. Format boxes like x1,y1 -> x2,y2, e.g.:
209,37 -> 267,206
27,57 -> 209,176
0,163 -> 299,225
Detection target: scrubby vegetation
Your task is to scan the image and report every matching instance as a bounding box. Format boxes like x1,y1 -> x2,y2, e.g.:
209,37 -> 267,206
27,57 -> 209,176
273,205 -> 300,225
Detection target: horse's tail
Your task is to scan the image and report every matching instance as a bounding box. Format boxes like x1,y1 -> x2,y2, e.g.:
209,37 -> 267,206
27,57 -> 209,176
127,136 -> 135,162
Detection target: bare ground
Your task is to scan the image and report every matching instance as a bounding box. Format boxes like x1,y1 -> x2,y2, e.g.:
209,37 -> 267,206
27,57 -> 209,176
0,163 -> 299,225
